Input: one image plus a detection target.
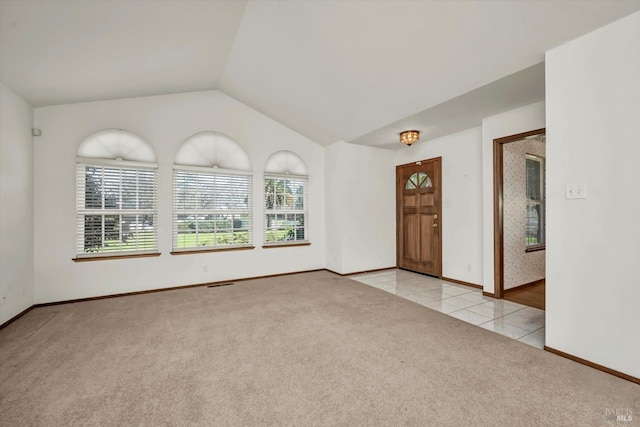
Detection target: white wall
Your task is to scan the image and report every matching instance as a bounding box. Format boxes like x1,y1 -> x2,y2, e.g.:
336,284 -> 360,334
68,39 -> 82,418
481,101 -> 545,294
0,82 -> 34,324
324,142 -> 346,273
325,141 -> 396,274
396,127 -> 484,285
545,12 -> 640,378
33,90 -> 325,304
502,138 -> 545,290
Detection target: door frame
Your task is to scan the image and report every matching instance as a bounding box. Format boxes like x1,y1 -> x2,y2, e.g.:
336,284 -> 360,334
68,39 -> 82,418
493,128 -> 545,298
396,157 -> 443,278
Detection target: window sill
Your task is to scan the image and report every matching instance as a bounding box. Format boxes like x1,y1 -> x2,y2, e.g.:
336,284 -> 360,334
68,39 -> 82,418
170,246 -> 255,255
525,245 -> 545,253
262,242 -> 311,249
72,253 -> 161,262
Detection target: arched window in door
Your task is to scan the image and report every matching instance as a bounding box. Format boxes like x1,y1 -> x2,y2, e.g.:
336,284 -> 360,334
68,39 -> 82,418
405,172 -> 432,190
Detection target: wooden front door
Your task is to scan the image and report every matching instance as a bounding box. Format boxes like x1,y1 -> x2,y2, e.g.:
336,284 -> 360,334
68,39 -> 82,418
396,157 -> 442,277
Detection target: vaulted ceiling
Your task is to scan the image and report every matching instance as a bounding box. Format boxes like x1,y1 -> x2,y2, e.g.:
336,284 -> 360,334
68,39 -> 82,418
2,0 -> 639,148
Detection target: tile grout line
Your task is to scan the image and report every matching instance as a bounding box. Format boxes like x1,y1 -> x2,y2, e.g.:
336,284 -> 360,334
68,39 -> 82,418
348,272 -> 545,346
516,325 -> 545,340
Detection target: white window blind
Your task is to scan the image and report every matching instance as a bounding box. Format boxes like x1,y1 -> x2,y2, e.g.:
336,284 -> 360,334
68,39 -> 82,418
173,167 -> 253,251
76,162 -> 158,258
264,175 -> 308,245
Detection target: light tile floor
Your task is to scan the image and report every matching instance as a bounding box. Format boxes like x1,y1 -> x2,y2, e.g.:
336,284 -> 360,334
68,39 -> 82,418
349,269 -> 545,349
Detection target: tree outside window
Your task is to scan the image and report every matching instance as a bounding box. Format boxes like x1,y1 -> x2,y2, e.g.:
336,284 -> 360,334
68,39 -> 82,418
264,176 -> 307,244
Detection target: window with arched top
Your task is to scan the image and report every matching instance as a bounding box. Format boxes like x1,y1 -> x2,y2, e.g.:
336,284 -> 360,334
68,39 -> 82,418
405,172 -> 432,190
263,151 -> 309,246
75,129 -> 158,259
172,132 -> 253,252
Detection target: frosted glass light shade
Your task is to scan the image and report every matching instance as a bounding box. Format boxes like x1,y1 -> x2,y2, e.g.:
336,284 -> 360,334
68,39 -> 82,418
400,130 -> 420,146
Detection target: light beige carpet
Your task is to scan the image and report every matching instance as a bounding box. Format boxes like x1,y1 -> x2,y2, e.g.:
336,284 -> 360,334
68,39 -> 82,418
0,271 -> 637,426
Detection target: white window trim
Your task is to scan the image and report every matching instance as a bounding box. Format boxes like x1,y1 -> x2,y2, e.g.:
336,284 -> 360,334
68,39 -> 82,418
263,173 -> 309,247
172,167 -> 253,252
75,159 -> 159,259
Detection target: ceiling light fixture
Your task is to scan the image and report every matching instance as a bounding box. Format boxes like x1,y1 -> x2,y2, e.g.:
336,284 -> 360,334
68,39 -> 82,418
400,130 -> 420,147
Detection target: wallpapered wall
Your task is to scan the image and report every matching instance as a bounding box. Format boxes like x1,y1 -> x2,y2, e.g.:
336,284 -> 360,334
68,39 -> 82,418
503,137 -> 545,290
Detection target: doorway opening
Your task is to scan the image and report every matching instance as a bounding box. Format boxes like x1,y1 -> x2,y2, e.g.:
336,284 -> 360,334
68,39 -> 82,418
493,129 -> 546,310
396,157 -> 442,278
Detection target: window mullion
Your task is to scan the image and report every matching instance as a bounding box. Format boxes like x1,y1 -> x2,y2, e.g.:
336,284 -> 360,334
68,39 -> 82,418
101,167 -> 105,210
101,214 -> 105,252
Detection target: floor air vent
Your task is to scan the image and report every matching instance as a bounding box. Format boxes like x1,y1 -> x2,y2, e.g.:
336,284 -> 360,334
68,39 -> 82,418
207,282 -> 234,288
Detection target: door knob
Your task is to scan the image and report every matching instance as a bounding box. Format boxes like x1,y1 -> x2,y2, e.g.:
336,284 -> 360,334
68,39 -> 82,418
433,223 -> 438,228
434,214 -> 438,219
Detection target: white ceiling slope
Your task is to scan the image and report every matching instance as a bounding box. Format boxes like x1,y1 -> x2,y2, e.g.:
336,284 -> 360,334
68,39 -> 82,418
0,0 -> 247,106
220,0 -> 640,146
1,0 -> 639,147
351,62 -> 545,149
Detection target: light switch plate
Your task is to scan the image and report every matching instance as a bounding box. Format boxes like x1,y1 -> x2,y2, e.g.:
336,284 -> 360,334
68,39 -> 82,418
566,183 -> 587,199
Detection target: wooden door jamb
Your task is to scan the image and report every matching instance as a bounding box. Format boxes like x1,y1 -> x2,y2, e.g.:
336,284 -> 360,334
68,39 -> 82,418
493,128 -> 545,299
